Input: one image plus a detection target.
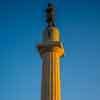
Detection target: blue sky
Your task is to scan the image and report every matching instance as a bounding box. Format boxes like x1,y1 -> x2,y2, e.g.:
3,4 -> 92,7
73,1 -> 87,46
0,0 -> 100,100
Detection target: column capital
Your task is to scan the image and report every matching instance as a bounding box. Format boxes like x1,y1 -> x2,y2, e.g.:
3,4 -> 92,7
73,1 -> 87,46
37,41 -> 64,57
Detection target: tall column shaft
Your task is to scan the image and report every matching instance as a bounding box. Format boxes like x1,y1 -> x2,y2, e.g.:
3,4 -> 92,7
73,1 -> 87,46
41,51 -> 61,100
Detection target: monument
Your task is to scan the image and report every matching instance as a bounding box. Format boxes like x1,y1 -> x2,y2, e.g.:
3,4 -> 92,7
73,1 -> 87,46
37,3 -> 64,100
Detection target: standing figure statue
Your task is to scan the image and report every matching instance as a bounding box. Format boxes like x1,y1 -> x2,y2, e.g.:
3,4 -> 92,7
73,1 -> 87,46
46,3 -> 56,27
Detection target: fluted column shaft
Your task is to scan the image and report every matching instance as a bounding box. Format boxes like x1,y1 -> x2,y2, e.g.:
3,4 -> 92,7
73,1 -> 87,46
41,51 -> 61,100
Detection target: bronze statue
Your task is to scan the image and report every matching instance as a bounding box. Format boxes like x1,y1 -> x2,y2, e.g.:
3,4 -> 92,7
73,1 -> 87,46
45,3 -> 55,27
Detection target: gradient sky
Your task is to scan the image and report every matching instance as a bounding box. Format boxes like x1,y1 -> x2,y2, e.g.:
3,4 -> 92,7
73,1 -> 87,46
0,0 -> 100,100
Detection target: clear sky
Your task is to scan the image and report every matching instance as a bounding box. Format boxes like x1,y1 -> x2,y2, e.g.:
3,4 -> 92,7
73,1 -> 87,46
0,0 -> 100,100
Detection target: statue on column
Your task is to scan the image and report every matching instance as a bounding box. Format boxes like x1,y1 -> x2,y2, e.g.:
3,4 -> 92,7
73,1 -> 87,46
45,3 -> 56,27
